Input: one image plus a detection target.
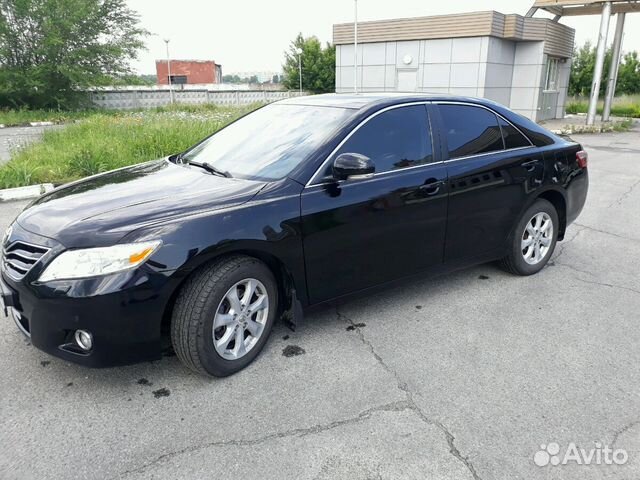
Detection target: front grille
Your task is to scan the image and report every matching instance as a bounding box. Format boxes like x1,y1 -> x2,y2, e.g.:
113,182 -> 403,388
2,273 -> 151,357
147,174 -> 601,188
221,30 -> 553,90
2,241 -> 49,281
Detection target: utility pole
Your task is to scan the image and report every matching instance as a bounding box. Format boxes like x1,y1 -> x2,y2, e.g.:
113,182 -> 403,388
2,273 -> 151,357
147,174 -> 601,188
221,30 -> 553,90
296,47 -> 303,94
354,0 -> 358,93
164,38 -> 174,105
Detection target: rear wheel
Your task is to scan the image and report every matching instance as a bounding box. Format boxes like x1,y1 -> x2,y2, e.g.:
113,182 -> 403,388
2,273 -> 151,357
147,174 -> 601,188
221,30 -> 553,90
171,255 -> 278,377
499,199 -> 558,276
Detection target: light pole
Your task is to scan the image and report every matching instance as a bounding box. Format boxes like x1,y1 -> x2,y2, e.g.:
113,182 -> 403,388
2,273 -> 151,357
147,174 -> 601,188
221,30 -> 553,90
354,0 -> 358,93
295,47 -> 303,94
164,38 -> 174,105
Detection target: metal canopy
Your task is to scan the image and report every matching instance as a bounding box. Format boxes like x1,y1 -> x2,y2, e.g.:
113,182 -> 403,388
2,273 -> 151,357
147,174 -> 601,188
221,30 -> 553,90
527,0 -> 638,124
530,0 -> 640,17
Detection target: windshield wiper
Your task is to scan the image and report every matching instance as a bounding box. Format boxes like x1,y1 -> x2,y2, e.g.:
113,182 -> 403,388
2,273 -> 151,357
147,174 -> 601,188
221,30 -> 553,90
188,161 -> 233,178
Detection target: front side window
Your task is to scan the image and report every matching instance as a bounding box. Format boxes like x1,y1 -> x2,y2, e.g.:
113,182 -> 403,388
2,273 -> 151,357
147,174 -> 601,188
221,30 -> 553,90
183,104 -> 352,181
328,105 -> 433,176
438,104 -> 504,159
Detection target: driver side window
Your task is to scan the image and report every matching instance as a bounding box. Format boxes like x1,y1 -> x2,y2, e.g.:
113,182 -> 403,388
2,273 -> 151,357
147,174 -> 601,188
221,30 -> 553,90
324,105 -> 433,177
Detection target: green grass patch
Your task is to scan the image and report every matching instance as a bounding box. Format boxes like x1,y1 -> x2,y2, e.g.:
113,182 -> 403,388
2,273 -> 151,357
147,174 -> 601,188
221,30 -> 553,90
566,94 -> 640,118
0,104 -> 260,188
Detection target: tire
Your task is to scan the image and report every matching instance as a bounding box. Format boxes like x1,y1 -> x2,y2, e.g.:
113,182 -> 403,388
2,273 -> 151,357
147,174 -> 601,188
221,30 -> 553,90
499,198 -> 559,276
171,255 -> 278,377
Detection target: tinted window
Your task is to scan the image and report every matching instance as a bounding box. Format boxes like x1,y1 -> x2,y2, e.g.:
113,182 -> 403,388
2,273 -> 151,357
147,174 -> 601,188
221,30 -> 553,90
331,105 -> 433,175
183,104 -> 351,181
498,117 -> 531,149
439,105 -> 504,159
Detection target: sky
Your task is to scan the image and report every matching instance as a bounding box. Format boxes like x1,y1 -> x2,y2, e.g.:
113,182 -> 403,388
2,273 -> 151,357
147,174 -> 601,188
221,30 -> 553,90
127,0 -> 640,75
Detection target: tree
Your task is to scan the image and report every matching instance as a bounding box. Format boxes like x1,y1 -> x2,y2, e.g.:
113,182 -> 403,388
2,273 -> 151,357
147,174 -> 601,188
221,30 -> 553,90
569,41 -> 640,97
617,51 -> 640,95
0,0 -> 147,109
282,33 -> 335,94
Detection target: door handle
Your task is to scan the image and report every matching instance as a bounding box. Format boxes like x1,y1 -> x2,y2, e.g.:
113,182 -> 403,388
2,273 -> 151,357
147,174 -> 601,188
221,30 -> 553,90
419,179 -> 444,196
521,159 -> 540,172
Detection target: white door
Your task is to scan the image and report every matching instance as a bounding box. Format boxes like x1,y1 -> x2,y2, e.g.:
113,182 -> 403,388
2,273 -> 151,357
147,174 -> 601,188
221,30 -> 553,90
397,70 -> 418,92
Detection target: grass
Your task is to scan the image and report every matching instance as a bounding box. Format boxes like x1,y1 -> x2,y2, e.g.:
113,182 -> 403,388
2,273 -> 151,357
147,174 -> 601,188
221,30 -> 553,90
565,94 -> 640,118
0,104 -> 261,188
613,118 -> 635,132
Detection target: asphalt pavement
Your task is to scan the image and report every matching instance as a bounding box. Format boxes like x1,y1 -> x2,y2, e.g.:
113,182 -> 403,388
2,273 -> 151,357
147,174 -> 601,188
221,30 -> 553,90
1,123 -> 640,480
0,125 -> 63,163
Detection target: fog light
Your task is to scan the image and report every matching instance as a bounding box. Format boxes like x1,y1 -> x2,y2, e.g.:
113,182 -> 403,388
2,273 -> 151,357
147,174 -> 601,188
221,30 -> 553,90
74,330 -> 93,351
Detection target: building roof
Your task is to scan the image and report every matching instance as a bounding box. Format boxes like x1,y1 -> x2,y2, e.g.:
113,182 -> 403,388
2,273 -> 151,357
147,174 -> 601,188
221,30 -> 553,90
278,92 -> 502,110
333,10 -> 575,57
155,59 -> 219,64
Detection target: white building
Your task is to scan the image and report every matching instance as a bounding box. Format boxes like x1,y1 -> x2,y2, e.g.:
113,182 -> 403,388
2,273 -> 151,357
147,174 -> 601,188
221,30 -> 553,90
334,11 -> 574,121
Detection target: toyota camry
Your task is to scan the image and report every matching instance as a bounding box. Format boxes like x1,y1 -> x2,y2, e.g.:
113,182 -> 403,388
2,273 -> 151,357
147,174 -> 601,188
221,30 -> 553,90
0,94 -> 588,376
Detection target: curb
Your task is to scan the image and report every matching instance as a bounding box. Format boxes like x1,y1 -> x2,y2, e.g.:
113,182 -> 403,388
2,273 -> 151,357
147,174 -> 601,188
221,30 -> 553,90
0,184 -> 54,201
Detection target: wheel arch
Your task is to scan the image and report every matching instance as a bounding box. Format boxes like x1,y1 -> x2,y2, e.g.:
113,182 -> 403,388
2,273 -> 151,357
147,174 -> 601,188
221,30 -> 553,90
160,249 -> 302,335
536,189 -> 567,240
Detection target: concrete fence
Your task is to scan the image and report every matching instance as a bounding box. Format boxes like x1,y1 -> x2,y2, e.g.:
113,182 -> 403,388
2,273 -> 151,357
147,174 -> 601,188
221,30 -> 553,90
89,89 -> 307,110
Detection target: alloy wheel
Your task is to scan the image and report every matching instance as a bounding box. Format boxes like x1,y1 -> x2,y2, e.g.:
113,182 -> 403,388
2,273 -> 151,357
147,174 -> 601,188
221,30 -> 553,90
521,212 -> 554,265
212,278 -> 269,360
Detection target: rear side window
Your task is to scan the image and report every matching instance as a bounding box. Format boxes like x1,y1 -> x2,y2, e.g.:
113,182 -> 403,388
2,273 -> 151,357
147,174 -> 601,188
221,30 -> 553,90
438,104 -> 504,159
498,117 -> 531,149
332,105 -> 433,174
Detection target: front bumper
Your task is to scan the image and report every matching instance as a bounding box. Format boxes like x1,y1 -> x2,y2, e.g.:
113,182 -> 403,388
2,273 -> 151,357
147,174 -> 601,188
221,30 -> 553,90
2,224 -> 176,368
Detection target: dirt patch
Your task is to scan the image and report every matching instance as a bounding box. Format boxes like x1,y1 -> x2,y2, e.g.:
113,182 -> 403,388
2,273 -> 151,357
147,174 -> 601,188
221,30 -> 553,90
282,345 -> 306,357
152,388 -> 170,398
346,323 -> 366,331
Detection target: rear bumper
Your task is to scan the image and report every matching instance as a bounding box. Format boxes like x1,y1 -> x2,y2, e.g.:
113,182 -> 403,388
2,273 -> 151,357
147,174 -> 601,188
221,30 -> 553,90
566,168 -> 589,226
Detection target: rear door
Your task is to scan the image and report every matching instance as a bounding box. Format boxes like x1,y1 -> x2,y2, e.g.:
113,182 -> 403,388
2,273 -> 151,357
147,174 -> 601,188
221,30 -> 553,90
300,103 -> 448,304
434,102 -> 541,263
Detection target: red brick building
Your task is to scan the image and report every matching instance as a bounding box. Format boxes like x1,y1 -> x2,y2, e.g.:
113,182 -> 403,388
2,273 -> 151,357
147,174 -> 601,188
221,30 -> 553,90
155,60 -> 222,85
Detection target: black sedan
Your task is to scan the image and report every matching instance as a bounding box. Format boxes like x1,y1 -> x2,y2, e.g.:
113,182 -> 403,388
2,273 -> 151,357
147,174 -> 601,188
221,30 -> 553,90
0,94 -> 588,376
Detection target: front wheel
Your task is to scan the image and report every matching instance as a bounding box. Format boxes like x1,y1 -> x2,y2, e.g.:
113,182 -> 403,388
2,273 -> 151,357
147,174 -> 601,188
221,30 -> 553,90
499,199 -> 558,276
171,256 -> 278,377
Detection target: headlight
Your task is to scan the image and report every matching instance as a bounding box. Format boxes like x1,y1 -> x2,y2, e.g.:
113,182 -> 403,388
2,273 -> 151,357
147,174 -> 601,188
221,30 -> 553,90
38,241 -> 162,282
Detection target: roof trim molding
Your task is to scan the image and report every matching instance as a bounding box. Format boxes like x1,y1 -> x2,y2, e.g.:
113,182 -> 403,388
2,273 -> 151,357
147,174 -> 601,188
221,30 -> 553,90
333,11 -> 575,57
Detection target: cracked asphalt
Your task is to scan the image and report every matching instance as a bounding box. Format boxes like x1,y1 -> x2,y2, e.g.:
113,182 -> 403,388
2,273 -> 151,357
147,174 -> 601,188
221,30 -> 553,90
1,122 -> 640,479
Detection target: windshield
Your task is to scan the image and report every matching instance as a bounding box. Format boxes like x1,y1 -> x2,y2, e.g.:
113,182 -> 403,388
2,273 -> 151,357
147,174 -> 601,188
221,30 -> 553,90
182,104 -> 352,181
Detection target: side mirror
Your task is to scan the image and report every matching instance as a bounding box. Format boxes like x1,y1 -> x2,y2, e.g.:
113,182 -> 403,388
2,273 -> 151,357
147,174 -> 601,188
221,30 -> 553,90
332,153 -> 375,181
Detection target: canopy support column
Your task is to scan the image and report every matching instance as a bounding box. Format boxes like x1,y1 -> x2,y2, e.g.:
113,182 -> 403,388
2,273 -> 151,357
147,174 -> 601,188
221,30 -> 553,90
587,1 -> 612,125
603,12 -> 626,121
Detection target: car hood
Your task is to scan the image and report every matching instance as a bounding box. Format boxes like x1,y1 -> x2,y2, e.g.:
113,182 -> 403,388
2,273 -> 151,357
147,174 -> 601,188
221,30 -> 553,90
16,159 -> 267,247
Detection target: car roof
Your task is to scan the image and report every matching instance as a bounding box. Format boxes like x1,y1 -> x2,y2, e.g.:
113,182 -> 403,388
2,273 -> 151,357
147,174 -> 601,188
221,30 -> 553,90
277,92 -> 500,110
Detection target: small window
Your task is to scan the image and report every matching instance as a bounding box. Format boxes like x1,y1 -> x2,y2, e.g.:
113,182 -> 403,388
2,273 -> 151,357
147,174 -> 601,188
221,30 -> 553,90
169,75 -> 188,85
498,117 -> 531,149
331,105 -> 433,175
439,104 -> 504,159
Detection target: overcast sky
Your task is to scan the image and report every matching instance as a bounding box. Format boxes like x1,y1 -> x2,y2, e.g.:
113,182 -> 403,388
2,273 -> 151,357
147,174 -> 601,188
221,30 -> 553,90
127,0 -> 640,74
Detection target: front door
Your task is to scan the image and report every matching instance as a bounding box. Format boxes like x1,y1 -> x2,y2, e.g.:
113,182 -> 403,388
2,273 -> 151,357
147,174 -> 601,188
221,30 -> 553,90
300,104 -> 448,304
